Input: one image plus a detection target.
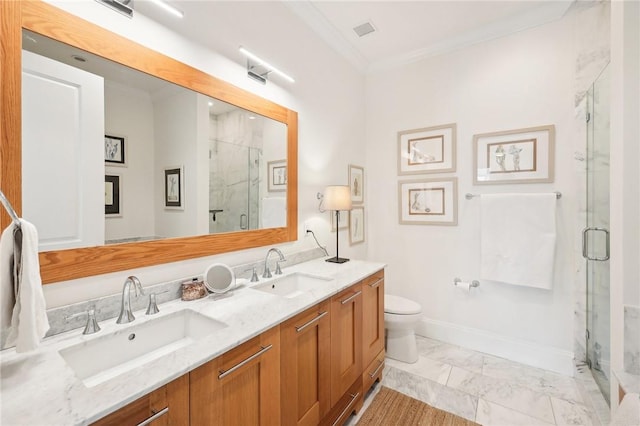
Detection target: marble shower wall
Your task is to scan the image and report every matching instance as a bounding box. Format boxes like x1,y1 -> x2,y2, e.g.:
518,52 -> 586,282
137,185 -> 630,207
624,306 -> 640,375
209,111 -> 262,233
570,0 -> 610,367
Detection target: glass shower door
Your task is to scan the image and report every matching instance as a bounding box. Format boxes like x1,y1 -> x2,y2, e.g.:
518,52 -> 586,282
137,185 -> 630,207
584,65 -> 610,404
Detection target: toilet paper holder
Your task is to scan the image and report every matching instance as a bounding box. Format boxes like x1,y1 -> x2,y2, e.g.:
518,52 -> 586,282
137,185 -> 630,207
453,277 -> 480,288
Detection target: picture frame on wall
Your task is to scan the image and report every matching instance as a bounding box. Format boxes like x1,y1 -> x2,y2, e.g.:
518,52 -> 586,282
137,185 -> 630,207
268,159 -> 287,192
398,177 -> 458,226
473,124 -> 555,184
397,123 -> 456,175
164,166 -> 184,209
348,164 -> 364,204
349,206 -> 365,245
104,134 -> 126,166
105,174 -> 121,216
330,210 -> 348,231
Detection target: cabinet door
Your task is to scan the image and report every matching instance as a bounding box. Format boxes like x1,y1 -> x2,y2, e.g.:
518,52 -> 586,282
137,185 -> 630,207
91,374 -> 189,426
281,301 -> 331,426
330,283 -> 363,407
190,326 -> 281,426
362,271 -> 385,369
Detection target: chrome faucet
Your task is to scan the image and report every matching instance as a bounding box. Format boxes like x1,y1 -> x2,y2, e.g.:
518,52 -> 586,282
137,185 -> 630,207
117,276 -> 145,324
262,248 -> 286,279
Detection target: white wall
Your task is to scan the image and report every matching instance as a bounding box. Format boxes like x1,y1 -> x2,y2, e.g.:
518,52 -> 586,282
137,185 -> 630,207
41,0 -> 366,307
366,17 -> 577,374
153,88 -> 199,238
610,0 -> 640,406
104,81 -> 155,242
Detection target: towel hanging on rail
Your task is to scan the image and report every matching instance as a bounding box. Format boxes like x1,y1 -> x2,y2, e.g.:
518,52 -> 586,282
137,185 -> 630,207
480,193 -> 557,289
1,219 -> 50,352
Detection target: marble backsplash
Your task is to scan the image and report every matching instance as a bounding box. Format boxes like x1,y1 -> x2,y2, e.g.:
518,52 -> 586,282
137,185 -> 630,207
624,305 -> 640,375
0,247 -> 326,350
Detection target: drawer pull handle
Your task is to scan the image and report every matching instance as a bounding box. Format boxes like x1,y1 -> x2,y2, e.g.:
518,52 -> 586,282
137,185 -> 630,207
331,392 -> 360,426
369,359 -> 384,378
340,290 -> 362,305
218,344 -> 273,380
368,278 -> 383,288
295,311 -> 328,333
137,407 -> 169,426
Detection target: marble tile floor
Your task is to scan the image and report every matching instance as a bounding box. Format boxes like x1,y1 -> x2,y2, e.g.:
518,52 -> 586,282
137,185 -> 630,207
346,336 -> 611,426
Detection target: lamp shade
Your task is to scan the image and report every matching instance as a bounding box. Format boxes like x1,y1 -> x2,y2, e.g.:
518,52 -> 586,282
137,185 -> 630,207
323,185 -> 352,211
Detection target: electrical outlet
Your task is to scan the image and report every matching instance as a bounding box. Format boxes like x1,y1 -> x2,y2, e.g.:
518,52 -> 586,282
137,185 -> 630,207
303,221 -> 310,235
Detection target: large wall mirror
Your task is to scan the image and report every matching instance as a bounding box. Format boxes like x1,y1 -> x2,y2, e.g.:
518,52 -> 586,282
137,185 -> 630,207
0,1 -> 298,284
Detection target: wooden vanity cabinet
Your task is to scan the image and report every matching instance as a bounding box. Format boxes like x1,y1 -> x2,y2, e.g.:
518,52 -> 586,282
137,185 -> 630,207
91,374 -> 189,426
189,326 -> 281,426
281,300 -> 331,426
361,271 -> 385,392
324,282 -> 363,425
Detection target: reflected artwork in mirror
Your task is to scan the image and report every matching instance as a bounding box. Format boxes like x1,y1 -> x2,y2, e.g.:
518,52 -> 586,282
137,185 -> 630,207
0,0 -> 298,283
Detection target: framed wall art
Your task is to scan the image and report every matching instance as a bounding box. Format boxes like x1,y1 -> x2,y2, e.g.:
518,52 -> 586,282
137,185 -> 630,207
473,125 -> 555,184
349,206 -> 365,245
164,166 -> 184,209
105,174 -> 121,216
349,164 -> 364,204
398,177 -> 458,226
397,123 -> 456,175
104,134 -> 126,166
268,159 -> 287,192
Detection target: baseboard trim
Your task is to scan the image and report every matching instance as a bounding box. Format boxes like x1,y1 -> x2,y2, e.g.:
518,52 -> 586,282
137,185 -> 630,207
416,317 -> 575,376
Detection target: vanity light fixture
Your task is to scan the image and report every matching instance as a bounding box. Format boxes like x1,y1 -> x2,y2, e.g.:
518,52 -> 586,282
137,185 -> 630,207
148,0 -> 184,18
239,46 -> 295,84
322,185 -> 352,264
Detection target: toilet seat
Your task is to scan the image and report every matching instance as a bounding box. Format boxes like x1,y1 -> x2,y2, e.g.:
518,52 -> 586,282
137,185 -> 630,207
384,294 -> 421,315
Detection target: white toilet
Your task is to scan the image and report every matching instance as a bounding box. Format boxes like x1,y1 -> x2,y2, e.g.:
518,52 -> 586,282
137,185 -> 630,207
384,294 -> 422,363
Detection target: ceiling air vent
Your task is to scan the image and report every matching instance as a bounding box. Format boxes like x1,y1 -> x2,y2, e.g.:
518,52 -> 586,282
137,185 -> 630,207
353,21 -> 376,38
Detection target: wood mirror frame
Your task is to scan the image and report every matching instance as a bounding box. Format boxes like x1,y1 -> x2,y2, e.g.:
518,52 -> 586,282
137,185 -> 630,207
0,1 -> 298,284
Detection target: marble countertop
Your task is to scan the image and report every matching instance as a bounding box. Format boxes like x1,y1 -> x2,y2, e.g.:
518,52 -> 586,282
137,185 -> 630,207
0,258 -> 385,426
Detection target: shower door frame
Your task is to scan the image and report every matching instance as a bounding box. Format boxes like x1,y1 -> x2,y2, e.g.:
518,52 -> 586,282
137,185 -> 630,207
583,65 -> 611,405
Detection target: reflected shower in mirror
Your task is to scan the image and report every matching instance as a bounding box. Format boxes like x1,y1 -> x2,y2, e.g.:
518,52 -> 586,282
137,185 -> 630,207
21,30 -> 287,251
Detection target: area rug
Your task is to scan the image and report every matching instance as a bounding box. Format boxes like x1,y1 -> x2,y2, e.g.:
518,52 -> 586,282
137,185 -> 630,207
356,386 -> 479,426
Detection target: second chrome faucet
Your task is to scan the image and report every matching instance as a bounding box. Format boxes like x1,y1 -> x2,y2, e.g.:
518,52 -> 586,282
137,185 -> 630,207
117,276 -> 145,324
262,248 -> 286,279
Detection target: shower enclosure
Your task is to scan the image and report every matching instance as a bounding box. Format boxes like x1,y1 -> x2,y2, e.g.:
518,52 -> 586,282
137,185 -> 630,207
583,65 -> 610,404
209,139 -> 262,234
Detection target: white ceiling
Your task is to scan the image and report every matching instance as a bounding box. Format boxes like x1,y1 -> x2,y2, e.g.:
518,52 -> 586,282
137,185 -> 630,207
134,0 -> 573,74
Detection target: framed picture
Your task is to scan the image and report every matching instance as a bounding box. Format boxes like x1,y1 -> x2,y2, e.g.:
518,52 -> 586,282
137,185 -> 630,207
349,207 -> 365,245
104,134 -> 126,166
105,174 -> 121,216
397,123 -> 456,175
164,166 -> 184,209
398,177 -> 458,226
473,125 -> 555,184
268,160 -> 287,192
330,211 -> 348,231
349,164 -> 364,204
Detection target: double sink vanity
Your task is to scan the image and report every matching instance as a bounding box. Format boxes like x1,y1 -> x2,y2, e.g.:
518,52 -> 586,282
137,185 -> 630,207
0,258 -> 386,426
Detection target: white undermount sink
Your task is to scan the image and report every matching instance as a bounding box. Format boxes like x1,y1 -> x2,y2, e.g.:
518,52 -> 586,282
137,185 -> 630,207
251,273 -> 331,298
59,309 -> 227,388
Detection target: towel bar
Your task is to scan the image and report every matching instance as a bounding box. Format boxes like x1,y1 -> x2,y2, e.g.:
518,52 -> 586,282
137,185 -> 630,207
465,191 -> 561,200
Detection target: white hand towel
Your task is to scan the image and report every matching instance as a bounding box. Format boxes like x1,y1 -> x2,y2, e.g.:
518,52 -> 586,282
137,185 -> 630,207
1,219 -> 50,352
480,193 -> 556,289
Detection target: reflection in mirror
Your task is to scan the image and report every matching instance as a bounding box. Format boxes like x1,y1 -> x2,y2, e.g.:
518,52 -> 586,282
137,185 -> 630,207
21,30 -> 287,252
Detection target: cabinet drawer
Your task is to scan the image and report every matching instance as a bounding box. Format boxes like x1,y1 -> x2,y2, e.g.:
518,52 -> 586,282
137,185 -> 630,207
363,348 -> 385,393
321,377 -> 363,426
91,374 -> 189,426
